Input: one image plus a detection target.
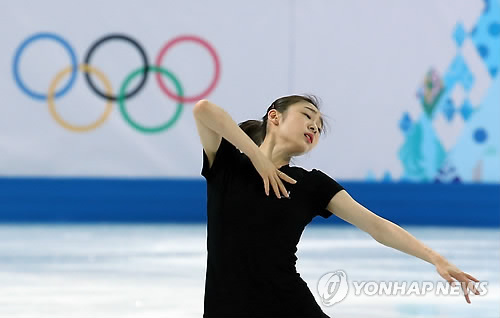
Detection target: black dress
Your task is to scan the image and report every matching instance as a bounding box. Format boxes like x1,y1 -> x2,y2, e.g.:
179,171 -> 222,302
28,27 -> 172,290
201,137 -> 344,318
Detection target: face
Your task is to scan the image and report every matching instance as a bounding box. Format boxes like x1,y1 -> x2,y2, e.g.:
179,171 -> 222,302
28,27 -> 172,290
268,101 -> 323,155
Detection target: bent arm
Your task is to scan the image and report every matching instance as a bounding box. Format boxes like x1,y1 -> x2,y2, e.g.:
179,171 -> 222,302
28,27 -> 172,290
192,99 -> 261,167
326,190 -> 445,265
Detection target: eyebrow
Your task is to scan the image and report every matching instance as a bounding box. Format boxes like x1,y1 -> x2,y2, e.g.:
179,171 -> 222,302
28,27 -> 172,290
304,106 -> 317,114
303,106 -> 323,130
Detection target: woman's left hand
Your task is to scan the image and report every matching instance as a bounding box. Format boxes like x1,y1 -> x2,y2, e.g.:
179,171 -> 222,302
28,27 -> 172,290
434,258 -> 481,303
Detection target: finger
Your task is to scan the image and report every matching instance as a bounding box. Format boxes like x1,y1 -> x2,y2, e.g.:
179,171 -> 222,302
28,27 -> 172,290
459,280 -> 470,299
463,273 -> 481,295
457,273 -> 475,294
275,175 -> 289,198
263,177 -> 269,196
469,281 -> 481,295
459,279 -> 478,302
464,273 -> 480,283
270,176 -> 281,199
462,281 -> 471,304
462,278 -> 480,295
442,273 -> 455,287
278,172 -> 297,184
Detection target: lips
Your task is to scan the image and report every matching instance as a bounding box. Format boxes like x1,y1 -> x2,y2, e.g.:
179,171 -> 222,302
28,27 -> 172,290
304,133 -> 313,143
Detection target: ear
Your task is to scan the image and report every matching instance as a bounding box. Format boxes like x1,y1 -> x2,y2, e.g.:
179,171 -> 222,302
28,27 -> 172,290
268,109 -> 280,125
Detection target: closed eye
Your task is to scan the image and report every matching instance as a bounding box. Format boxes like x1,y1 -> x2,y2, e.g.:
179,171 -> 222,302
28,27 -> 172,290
304,113 -> 322,134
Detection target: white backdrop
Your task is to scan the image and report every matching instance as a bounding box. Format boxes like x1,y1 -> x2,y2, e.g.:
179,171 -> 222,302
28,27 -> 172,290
1,0 -> 495,182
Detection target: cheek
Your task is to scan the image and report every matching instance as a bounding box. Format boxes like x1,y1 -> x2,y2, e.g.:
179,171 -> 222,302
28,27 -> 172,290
286,117 -> 302,130
279,117 -> 303,137
279,125 -> 300,141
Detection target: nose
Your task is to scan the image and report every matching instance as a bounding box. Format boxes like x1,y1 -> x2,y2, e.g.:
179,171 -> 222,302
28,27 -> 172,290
309,124 -> 318,134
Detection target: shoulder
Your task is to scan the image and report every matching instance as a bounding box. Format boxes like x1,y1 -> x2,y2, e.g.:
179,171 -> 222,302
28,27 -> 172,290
288,166 -> 329,179
291,166 -> 343,189
282,166 -> 330,187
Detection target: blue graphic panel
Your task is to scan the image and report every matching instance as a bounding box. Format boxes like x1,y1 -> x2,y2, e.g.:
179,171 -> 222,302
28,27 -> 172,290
397,0 -> 500,183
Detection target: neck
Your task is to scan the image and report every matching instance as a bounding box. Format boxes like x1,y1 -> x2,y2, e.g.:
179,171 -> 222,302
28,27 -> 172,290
258,134 -> 291,168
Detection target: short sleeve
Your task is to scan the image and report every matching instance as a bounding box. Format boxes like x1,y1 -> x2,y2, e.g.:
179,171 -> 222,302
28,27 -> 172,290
201,137 -> 239,180
307,169 -> 344,218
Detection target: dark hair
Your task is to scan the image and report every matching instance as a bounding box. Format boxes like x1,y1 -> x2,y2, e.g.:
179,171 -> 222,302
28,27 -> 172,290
238,94 -> 328,146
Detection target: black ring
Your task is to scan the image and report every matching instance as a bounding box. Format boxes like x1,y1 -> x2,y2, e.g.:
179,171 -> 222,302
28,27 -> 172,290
83,34 -> 149,101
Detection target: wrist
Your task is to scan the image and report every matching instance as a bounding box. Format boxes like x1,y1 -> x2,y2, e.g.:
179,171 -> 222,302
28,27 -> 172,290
430,252 -> 447,266
246,143 -> 262,162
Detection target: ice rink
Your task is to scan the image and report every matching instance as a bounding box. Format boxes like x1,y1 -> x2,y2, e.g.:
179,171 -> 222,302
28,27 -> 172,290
0,224 -> 497,318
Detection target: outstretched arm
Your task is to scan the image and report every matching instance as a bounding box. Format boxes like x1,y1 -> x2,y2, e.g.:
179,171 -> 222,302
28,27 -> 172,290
326,190 -> 481,303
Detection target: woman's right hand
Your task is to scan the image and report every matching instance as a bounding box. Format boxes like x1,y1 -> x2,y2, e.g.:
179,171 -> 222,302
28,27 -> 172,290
249,142 -> 297,199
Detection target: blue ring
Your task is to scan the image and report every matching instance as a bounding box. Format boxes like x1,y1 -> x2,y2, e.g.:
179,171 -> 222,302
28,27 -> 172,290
12,32 -> 78,101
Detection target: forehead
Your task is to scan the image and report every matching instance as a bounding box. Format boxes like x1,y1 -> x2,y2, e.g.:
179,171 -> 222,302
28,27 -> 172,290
290,101 -> 318,113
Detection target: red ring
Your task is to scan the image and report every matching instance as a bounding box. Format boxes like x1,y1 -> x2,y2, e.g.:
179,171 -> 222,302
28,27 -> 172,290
155,35 -> 221,103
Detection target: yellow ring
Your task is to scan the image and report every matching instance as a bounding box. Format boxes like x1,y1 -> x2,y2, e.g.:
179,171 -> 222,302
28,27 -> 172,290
47,64 -> 113,132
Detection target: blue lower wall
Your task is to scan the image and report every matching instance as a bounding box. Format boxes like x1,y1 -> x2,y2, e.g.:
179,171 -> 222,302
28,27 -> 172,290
0,178 -> 498,226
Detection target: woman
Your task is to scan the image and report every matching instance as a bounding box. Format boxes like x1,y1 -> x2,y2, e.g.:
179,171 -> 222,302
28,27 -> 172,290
193,95 -> 480,317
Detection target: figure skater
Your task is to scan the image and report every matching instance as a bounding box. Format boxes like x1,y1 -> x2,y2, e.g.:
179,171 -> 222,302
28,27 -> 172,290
193,95 -> 480,317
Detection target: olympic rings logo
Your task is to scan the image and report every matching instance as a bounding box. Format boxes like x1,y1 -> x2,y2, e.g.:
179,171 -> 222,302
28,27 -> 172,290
13,32 -> 221,133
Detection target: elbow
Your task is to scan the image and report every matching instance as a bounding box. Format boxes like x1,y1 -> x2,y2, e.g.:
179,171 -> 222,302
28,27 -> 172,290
368,218 -> 389,243
193,99 -> 211,116
193,100 -> 221,128
369,226 -> 386,244
370,230 -> 383,244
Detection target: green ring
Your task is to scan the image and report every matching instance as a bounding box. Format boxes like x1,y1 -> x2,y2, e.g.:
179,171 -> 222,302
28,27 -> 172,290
118,66 -> 184,133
